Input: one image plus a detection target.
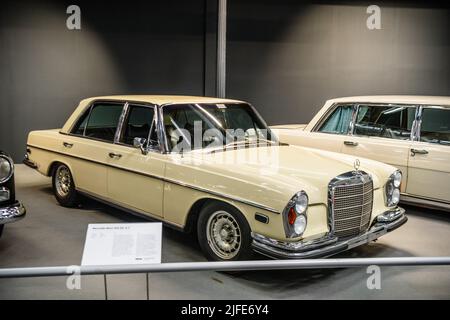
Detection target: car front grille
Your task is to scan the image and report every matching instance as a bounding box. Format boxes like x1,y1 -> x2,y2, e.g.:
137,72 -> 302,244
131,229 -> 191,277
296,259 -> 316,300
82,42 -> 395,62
329,171 -> 373,238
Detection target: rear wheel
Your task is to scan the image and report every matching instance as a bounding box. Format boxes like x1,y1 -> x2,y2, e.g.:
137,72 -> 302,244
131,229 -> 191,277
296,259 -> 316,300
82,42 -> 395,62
197,201 -> 253,261
52,163 -> 78,207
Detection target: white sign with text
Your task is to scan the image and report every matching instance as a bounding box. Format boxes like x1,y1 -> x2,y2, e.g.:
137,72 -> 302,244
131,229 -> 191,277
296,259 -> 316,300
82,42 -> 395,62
81,223 -> 162,266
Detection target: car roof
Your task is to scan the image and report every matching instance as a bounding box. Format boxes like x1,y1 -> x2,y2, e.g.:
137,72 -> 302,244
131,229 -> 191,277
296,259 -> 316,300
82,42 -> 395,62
327,95 -> 450,107
81,95 -> 245,105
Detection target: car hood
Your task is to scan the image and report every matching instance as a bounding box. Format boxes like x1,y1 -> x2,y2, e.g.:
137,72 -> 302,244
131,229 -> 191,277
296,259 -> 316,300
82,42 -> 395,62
167,144 -> 395,209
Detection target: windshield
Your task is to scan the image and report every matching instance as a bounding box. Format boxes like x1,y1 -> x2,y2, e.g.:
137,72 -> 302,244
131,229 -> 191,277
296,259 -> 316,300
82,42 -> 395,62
162,103 -> 278,152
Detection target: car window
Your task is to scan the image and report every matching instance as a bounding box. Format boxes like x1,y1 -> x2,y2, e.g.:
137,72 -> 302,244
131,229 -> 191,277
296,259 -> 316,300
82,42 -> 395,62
353,105 -> 415,140
420,107 -> 450,146
318,105 -> 353,135
83,103 -> 124,142
120,105 -> 158,146
163,103 -> 273,152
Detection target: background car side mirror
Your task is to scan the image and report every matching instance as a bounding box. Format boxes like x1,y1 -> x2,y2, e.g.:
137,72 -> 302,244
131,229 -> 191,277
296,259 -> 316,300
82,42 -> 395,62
133,137 -> 148,155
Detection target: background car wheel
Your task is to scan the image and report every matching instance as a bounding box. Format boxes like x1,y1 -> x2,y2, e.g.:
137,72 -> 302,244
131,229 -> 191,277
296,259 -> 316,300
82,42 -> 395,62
197,201 -> 253,261
52,163 -> 78,207
0,225 -> 4,238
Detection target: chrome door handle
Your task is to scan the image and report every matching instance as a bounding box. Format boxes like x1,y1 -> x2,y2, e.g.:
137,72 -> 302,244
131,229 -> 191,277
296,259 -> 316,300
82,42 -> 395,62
109,152 -> 122,159
344,141 -> 358,146
411,148 -> 428,156
63,142 -> 73,148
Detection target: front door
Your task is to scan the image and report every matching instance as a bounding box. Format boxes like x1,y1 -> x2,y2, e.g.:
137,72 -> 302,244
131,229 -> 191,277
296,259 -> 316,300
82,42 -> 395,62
305,104 -> 356,153
340,104 -> 416,193
107,104 -> 165,217
407,106 -> 450,202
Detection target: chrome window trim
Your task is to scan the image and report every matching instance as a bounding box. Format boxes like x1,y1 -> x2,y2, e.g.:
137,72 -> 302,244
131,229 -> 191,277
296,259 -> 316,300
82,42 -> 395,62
115,102 -> 163,154
64,100 -> 166,154
114,102 -> 130,143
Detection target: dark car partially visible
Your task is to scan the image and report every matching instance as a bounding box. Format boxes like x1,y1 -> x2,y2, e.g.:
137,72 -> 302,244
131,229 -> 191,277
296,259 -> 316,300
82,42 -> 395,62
0,151 -> 25,237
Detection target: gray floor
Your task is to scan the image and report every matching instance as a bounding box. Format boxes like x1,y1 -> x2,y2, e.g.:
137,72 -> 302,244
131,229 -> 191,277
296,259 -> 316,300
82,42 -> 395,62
0,165 -> 449,299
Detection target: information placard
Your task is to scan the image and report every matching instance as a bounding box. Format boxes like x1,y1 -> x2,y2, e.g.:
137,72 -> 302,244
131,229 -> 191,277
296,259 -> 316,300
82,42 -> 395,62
81,223 -> 162,266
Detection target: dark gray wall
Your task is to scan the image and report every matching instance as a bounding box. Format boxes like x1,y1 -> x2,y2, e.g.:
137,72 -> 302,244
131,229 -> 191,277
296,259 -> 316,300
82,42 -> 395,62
1,0 -> 450,161
0,0 -> 208,161
227,0 -> 450,125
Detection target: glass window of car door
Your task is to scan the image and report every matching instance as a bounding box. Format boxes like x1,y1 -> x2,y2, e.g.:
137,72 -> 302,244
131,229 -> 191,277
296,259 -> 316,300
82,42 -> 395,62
318,105 -> 353,134
71,103 -> 124,142
420,107 -> 450,146
120,105 -> 158,147
83,103 -> 124,141
353,105 -> 415,140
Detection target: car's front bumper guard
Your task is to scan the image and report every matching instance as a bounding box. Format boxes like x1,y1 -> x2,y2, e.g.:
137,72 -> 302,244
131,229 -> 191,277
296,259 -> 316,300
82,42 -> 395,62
0,201 -> 26,225
252,207 -> 407,259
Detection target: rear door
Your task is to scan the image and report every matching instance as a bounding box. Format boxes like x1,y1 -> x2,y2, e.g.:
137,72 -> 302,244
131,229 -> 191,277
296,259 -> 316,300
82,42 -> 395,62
62,101 -> 125,198
407,106 -> 450,202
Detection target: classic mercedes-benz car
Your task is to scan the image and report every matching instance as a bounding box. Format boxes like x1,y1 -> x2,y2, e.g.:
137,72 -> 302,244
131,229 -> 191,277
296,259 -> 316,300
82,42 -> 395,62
272,96 -> 450,211
1,151 -> 26,237
25,95 -> 407,260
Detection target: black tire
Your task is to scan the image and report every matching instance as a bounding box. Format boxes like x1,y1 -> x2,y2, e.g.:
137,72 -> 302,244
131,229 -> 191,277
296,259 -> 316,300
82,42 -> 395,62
0,225 -> 4,238
197,201 -> 253,261
52,163 -> 78,207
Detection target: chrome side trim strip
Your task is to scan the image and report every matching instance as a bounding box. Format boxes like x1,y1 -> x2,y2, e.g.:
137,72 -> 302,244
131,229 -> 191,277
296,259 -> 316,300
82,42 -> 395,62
401,193 -> 450,211
27,144 -> 280,214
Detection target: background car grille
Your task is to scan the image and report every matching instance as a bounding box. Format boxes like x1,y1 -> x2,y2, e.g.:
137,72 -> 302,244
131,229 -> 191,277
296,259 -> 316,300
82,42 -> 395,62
329,171 -> 373,238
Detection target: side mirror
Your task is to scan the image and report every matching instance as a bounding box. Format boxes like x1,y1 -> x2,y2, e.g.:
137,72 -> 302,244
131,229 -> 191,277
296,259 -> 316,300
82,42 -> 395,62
133,137 -> 148,155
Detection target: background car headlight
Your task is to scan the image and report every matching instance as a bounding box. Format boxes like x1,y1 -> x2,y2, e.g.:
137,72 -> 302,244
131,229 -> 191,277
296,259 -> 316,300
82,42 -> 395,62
0,155 -> 13,184
385,170 -> 402,206
284,191 -> 308,238
392,170 -> 402,188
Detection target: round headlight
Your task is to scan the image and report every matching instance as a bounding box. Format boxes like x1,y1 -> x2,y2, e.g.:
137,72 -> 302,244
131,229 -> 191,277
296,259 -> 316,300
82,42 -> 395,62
0,156 -> 13,183
392,170 -> 402,188
391,188 -> 400,205
294,214 -> 307,235
295,192 -> 308,214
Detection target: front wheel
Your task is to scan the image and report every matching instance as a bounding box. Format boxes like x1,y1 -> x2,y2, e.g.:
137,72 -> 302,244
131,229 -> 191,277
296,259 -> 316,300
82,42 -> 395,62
197,201 -> 253,261
52,163 -> 78,207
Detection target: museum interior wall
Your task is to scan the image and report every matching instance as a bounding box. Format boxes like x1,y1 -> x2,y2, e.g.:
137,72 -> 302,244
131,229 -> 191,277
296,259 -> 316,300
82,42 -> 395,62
226,0 -> 450,125
0,0 -> 208,161
1,0 -> 450,161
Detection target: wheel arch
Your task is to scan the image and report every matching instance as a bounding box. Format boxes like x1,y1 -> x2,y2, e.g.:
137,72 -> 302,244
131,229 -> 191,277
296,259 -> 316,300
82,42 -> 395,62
183,197 -> 248,233
47,161 -> 76,184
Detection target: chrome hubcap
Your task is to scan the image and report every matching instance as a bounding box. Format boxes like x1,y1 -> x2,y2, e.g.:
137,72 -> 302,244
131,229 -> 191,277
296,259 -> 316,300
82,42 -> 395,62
55,166 -> 72,197
206,210 -> 241,260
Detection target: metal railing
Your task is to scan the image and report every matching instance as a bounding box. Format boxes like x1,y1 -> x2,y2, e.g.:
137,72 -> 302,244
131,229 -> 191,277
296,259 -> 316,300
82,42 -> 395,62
1,257 -> 449,299
1,257 -> 450,278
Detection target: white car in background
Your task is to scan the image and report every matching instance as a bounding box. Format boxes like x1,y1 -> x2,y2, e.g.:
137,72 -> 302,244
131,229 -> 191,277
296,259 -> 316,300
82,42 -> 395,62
272,96 -> 450,211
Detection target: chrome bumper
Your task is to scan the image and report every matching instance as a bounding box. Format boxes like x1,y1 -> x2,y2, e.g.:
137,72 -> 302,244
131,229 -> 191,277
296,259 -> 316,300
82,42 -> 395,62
0,201 -> 26,225
252,207 -> 407,259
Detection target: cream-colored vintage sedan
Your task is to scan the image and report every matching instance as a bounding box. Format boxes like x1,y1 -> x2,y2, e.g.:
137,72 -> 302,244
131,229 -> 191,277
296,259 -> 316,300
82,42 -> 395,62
24,95 -> 407,260
272,96 -> 450,211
